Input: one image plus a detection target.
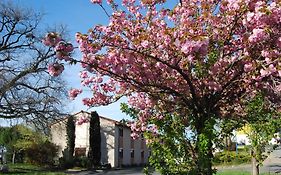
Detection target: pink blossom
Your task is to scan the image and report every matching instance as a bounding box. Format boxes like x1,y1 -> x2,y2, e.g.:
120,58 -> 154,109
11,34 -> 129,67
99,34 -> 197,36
244,63 -> 253,72
81,78 -> 93,86
276,37 -> 281,48
43,0 -> 281,153
248,28 -> 268,43
79,71 -> 88,78
268,64 -> 276,74
82,98 -> 92,106
226,0 -> 241,10
95,77 -> 103,83
76,116 -> 89,125
141,124 -> 147,132
69,89 -> 82,100
141,40 -> 149,48
260,69 -> 269,77
131,132 -> 139,140
47,63 -> 64,76
148,125 -> 158,136
65,43 -> 74,52
42,32 -> 61,47
187,55 -> 194,62
90,0 -> 102,4
181,38 -> 209,55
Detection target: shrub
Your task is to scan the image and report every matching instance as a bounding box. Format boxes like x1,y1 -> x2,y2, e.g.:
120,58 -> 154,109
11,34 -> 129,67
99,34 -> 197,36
58,148 -> 74,169
74,156 -> 90,168
213,150 -> 251,165
24,141 -> 59,165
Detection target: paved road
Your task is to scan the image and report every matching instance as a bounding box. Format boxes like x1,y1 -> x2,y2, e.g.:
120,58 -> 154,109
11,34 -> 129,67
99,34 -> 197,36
67,146 -> 281,174
260,146 -> 281,173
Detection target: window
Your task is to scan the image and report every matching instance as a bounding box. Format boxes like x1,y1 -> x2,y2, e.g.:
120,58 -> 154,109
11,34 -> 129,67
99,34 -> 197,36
119,148 -> 123,158
74,147 -> 86,157
130,149 -> 134,158
119,127 -> 123,137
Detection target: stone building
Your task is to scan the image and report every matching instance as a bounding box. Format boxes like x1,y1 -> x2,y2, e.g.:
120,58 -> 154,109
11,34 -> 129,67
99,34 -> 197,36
50,111 -> 150,167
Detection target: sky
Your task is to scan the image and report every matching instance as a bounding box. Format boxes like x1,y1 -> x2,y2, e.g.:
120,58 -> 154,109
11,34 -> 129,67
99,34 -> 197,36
4,0 -> 130,123
1,0 -> 179,126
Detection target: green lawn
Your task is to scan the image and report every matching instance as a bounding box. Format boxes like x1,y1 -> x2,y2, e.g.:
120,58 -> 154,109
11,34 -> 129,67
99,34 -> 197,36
217,171 -> 279,175
217,172 -> 248,175
3,163 -> 66,175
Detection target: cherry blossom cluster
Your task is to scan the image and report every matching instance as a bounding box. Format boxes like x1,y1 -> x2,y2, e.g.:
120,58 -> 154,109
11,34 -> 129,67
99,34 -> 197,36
42,32 -> 74,77
42,32 -> 61,47
55,41 -> 74,61
69,89 -> 82,100
76,115 -> 90,125
47,63 -> 64,77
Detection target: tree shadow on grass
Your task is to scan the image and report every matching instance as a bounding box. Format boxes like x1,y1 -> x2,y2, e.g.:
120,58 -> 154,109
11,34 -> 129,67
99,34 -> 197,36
1,166 -> 62,174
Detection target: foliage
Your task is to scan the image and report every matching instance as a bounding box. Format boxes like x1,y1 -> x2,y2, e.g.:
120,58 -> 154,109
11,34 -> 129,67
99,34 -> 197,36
58,116 -> 76,169
44,0 -> 281,174
244,93 -> 281,174
58,148 -> 74,169
88,111 -> 101,167
145,113 -> 197,175
0,125 -> 58,165
0,126 -> 20,150
0,1 -> 68,130
217,118 -> 246,151
74,156 -> 90,168
24,141 -> 59,165
213,150 -> 251,165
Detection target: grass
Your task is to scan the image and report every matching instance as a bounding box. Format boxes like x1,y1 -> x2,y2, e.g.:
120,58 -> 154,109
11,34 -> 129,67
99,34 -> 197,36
216,171 -> 250,175
2,163 -> 66,175
217,171 -> 281,175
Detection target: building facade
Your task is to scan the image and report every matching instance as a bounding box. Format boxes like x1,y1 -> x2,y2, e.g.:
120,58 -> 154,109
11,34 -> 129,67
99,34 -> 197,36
50,111 -> 150,167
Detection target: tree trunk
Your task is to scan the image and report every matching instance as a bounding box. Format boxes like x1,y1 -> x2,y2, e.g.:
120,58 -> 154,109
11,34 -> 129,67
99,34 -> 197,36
195,134 -> 213,175
193,117 -> 215,175
252,154 -> 259,175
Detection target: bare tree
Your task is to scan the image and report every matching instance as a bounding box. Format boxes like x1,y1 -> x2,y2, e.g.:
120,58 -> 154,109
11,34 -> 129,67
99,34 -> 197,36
0,1 -> 68,129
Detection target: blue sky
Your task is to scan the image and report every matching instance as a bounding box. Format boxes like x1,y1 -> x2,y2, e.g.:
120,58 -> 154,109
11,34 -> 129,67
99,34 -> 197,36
8,0 -> 129,122
1,0 -> 179,126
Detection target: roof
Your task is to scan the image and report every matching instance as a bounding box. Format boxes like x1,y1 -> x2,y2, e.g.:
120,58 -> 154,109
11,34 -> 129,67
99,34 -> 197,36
50,110 -> 129,129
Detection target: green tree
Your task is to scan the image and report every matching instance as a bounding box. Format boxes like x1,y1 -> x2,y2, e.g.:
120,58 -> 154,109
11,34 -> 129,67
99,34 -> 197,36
88,111 -> 101,167
66,115 -> 76,158
0,126 -> 21,164
121,103 -> 214,175
0,125 -> 58,164
58,115 -> 76,169
245,94 -> 281,175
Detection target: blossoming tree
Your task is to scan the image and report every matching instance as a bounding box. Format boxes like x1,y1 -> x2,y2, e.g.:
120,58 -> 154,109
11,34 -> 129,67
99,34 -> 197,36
44,0 -> 281,174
